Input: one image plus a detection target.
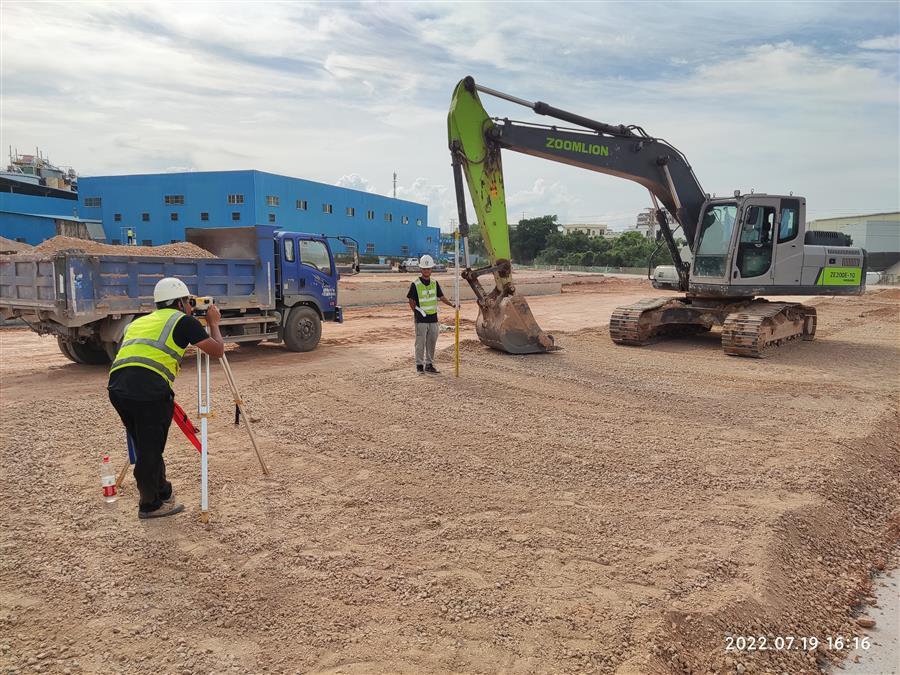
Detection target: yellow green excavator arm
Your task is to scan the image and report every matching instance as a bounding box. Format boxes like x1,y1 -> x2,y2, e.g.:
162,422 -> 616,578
447,77 -> 555,354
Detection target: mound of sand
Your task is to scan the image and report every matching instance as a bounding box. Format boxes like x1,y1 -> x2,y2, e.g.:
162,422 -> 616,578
0,236 -> 34,254
32,236 -> 217,258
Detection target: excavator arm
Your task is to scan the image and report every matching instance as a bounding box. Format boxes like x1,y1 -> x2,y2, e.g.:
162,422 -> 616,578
448,76 -> 708,353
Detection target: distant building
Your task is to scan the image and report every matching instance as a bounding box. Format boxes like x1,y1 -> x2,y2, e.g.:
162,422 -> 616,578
0,192 -> 103,245
633,208 -> 676,239
559,223 -> 609,237
75,170 -> 439,258
808,212 -> 899,272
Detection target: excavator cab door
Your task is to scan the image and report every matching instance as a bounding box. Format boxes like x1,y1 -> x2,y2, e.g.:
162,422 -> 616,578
771,198 -> 804,286
729,196 -> 780,287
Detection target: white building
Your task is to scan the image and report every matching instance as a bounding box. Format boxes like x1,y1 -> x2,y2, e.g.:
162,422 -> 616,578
633,208 -> 676,239
559,223 -> 609,237
808,212 -> 899,272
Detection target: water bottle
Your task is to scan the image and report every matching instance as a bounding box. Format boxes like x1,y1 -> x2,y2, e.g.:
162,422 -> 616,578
100,454 -> 118,503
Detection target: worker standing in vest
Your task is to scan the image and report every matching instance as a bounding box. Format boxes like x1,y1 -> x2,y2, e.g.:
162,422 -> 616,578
108,277 -> 225,519
406,254 -> 454,373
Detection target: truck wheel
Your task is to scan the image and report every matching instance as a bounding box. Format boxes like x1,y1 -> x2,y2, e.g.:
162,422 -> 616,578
57,337 -> 80,363
283,306 -> 321,352
102,341 -> 120,361
70,340 -> 112,365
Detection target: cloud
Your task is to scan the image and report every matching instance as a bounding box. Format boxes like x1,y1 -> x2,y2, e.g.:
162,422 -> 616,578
661,42 -> 897,106
1,1 -> 897,235
858,34 -> 900,50
506,179 -> 582,224
396,177 -> 453,229
335,174 -> 379,193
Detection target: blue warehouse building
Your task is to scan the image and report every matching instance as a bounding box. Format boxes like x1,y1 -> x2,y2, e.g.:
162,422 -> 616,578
77,170 -> 439,258
0,191 -> 103,245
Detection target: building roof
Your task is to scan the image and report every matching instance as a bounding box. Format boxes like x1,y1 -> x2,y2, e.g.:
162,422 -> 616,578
0,209 -> 101,223
811,211 -> 899,222
80,169 -> 427,208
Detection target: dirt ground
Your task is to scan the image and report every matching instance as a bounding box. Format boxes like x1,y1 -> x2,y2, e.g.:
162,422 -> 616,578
0,278 -> 898,674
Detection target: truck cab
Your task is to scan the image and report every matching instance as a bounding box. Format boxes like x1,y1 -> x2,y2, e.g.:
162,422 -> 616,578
273,230 -> 341,323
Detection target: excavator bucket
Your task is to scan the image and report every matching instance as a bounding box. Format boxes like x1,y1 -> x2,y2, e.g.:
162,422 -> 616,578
476,293 -> 555,354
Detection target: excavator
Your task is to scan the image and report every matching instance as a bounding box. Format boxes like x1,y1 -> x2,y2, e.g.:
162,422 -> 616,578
447,76 -> 867,357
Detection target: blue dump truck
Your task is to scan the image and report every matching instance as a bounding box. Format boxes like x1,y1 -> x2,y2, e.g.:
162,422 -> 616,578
0,226 -> 347,364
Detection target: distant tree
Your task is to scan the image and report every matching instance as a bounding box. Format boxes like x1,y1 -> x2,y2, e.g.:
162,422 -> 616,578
510,215 -> 558,264
465,223 -> 487,257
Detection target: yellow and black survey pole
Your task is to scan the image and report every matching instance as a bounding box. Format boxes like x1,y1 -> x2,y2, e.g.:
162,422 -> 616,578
454,228 -> 460,377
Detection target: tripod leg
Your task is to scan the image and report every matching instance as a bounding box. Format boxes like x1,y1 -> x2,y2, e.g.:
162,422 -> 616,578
219,355 -> 270,476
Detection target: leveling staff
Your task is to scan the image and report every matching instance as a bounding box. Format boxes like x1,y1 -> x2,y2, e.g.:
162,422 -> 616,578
108,277 -> 225,519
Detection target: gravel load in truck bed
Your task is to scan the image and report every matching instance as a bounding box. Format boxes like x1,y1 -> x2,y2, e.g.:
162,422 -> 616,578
0,236 -> 35,254
31,236 -> 217,258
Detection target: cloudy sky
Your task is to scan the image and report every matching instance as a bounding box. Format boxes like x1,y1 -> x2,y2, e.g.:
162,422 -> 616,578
2,1 -> 898,231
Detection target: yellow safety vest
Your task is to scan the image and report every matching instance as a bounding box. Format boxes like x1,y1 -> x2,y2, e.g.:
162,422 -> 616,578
414,279 -> 438,315
109,308 -> 188,386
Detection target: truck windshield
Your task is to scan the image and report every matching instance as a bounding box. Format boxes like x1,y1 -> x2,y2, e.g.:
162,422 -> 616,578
299,239 -> 332,274
694,203 -> 737,277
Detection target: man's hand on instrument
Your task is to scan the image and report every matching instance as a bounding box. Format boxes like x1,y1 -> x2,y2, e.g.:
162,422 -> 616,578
205,304 -> 221,324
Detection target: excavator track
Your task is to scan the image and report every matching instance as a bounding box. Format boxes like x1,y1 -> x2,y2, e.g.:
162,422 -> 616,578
721,302 -> 817,358
609,297 -> 675,345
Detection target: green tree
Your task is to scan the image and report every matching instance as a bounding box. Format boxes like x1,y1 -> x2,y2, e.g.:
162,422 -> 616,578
510,215 -> 558,264
465,223 -> 487,257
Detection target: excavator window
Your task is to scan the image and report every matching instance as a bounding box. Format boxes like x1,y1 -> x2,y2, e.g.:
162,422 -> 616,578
778,200 -> 800,242
694,203 -> 737,277
736,206 -> 776,278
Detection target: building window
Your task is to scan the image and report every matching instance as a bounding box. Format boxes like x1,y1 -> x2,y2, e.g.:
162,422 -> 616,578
367,210 -> 375,220
114,213 -> 122,222
365,243 -> 375,254
164,195 -> 185,205
142,239 -> 152,246
227,194 -> 244,204
416,218 -> 423,226
426,236 -> 432,243
266,195 -> 280,207
402,215 -> 409,224
346,207 -> 355,217
200,212 -> 209,221
296,199 -> 307,210
323,203 -> 333,214
400,245 -> 409,256
141,212 -> 150,222
384,213 -> 393,222
231,212 -> 240,221
268,213 -> 276,223
170,213 -> 178,221
84,197 -> 101,207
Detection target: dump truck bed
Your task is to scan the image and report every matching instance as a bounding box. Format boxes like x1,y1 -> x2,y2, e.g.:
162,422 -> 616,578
0,226 -> 276,328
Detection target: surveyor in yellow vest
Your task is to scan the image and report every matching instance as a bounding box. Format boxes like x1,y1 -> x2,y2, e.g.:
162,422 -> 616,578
406,254 -> 454,374
108,277 -> 224,519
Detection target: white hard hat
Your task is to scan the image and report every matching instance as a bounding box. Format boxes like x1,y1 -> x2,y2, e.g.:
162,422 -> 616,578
419,254 -> 435,268
153,277 -> 190,303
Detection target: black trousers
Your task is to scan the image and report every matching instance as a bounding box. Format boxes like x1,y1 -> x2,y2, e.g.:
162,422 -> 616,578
109,392 -> 175,512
